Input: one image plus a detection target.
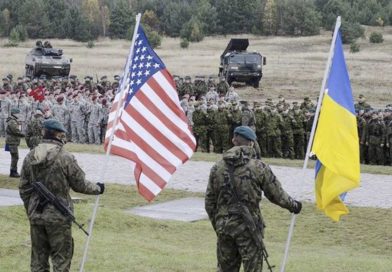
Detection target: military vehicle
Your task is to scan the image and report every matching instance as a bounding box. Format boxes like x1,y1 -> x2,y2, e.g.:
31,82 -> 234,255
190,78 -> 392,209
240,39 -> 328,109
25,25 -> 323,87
219,39 -> 266,88
25,41 -> 72,78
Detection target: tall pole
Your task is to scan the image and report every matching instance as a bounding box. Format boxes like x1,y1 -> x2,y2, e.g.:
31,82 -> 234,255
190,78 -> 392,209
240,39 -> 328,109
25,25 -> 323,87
78,13 -> 142,272
279,16 -> 342,272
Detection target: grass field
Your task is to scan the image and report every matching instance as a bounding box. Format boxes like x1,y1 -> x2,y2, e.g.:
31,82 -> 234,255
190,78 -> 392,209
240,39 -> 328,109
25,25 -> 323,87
0,176 -> 391,272
0,26 -> 391,107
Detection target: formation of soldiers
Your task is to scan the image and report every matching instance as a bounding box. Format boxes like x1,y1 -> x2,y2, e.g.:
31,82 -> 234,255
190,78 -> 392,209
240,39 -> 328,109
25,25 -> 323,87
176,76 -> 392,166
0,73 -> 117,145
1,73 -> 391,166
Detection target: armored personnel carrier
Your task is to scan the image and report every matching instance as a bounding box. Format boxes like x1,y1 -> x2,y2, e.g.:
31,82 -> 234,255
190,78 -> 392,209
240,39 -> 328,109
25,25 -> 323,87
25,41 -> 72,78
219,39 -> 266,88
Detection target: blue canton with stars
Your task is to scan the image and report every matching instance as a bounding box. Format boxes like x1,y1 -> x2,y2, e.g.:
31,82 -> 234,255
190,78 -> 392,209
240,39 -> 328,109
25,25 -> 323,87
123,25 -> 166,106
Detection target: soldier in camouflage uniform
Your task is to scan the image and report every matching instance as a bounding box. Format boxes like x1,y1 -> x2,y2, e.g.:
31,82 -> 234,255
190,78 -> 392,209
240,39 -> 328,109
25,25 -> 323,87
300,97 -> 315,111
240,101 -> 256,132
276,95 -> 290,110
356,110 -> 367,164
0,90 -> 11,137
385,111 -> 392,165
87,96 -> 103,144
265,106 -> 283,158
192,102 -> 209,152
193,76 -> 208,99
179,76 -> 194,97
213,102 -> 231,153
52,96 -> 70,133
205,126 -> 302,272
228,101 -> 242,148
225,86 -> 239,103
253,102 -> 267,157
280,109 -> 295,159
19,119 -> 104,272
6,108 -> 25,177
69,94 -> 87,143
217,77 -> 230,96
364,112 -> 386,165
354,94 -> 372,112
25,108 -> 44,150
292,106 -> 306,159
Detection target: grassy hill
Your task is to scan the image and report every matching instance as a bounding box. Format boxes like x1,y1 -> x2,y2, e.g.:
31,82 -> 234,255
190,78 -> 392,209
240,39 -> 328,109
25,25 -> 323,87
0,26 -> 390,107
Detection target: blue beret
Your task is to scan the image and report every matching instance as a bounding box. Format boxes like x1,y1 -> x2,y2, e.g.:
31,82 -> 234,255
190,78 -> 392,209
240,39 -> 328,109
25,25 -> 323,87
11,108 -> 20,114
43,119 -> 66,133
234,126 -> 256,141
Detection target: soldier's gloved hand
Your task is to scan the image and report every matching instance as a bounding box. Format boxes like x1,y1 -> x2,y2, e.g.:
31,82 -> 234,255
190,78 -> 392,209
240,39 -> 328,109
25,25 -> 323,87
97,183 -> 105,194
291,200 -> 302,214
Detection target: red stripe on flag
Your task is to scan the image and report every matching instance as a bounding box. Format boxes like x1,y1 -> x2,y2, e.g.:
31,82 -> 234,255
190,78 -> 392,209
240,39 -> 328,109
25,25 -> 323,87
119,118 -> 177,174
114,130 -> 168,189
134,87 -> 196,151
125,99 -> 190,163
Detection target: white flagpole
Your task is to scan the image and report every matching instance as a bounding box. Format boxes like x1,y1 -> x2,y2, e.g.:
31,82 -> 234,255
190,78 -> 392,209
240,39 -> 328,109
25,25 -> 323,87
279,16 -> 342,272
78,13 -> 142,272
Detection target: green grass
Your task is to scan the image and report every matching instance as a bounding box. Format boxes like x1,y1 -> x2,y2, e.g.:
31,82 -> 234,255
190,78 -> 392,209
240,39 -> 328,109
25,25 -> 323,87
1,137 -> 391,175
1,176 -> 391,272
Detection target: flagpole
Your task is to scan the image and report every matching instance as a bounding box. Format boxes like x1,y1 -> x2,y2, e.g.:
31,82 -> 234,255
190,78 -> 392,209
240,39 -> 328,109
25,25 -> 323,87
79,13 -> 142,272
279,16 -> 342,272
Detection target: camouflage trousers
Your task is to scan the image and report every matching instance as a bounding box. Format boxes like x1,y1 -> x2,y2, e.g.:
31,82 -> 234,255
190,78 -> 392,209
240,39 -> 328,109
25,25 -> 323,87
88,123 -> 100,144
217,231 -> 263,272
30,223 -> 74,272
71,121 -> 85,144
0,118 -> 6,137
8,144 -> 19,170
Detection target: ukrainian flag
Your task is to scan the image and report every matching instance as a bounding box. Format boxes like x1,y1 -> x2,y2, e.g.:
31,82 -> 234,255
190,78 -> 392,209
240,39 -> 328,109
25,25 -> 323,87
311,30 -> 360,221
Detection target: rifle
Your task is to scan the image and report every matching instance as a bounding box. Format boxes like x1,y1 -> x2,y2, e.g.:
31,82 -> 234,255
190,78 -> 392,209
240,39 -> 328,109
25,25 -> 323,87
31,182 -> 89,236
227,165 -> 275,272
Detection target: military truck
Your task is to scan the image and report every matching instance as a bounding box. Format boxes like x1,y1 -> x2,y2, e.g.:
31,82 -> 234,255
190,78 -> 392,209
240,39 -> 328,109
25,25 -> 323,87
219,39 -> 266,88
25,41 -> 72,78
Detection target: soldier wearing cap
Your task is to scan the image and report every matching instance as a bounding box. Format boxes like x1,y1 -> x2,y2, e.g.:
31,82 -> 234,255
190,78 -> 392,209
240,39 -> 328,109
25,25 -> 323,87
276,95 -> 290,110
225,86 -> 239,103
52,96 -> 70,137
19,119 -> 105,272
364,111 -> 386,165
354,94 -> 372,112
179,76 -> 194,97
205,125 -> 302,272
6,108 -> 25,177
300,97 -> 315,111
2,77 -> 13,92
87,95 -> 102,144
217,76 -> 229,95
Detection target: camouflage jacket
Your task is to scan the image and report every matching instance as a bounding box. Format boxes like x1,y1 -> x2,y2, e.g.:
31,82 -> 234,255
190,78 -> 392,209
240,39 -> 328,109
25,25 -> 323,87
6,116 -> 24,145
205,146 -> 296,235
19,139 -> 101,225
25,116 -> 44,149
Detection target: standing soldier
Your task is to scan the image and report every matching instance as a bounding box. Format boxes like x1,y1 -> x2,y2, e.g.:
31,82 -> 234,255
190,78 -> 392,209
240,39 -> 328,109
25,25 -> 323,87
240,101 -> 256,132
300,97 -> 315,111
179,76 -> 194,97
213,102 -> 231,153
364,111 -> 386,165
292,105 -> 306,159
228,101 -> 242,148
6,108 -> 25,177
265,106 -> 283,158
205,126 -> 302,272
225,86 -> 239,103
216,77 -> 230,96
52,96 -> 70,135
25,108 -> 45,149
87,96 -> 102,144
385,111 -> 392,165
254,102 -> 267,157
354,94 -> 372,112
192,102 -> 209,152
206,87 -> 219,104
206,101 -> 218,153
69,94 -> 87,143
100,99 -> 110,144
276,95 -> 290,110
19,119 -> 105,272
18,93 -> 31,133
356,110 -> 367,164
0,90 -> 11,137
280,109 -> 295,159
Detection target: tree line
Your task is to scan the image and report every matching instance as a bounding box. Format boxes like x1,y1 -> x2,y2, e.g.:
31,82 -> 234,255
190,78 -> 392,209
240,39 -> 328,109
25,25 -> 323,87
0,0 -> 391,46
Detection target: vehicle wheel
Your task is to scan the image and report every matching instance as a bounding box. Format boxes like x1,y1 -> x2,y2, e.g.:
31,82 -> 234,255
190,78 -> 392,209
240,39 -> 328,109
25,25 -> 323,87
253,79 -> 260,88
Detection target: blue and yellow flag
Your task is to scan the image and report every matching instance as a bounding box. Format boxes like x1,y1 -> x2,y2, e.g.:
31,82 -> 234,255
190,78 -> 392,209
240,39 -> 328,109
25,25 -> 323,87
311,30 -> 360,221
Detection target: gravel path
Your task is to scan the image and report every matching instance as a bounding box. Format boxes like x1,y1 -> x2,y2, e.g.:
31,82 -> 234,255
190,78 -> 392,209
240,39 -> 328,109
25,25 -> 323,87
1,149 -> 391,208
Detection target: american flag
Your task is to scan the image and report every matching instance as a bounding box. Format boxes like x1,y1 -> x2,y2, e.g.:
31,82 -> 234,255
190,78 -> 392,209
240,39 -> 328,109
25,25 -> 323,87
104,24 -> 196,201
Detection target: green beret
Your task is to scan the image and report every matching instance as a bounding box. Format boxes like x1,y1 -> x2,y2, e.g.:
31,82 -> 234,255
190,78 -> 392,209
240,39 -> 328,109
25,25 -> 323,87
43,119 -> 66,133
11,108 -> 20,114
234,126 -> 257,141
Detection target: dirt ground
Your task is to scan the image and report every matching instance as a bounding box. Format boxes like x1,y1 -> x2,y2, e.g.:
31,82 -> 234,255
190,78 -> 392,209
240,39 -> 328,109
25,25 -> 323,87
0,26 -> 390,107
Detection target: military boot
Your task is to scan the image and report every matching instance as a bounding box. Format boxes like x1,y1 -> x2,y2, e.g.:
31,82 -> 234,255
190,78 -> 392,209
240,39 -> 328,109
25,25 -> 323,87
9,169 -> 20,178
